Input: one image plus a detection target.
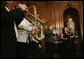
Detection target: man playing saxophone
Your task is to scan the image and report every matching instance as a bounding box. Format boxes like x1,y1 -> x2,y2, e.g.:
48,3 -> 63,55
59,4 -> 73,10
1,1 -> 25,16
28,22 -> 45,58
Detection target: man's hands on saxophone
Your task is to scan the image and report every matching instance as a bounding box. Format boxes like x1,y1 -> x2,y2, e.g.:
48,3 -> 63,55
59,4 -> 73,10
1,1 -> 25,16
32,25 -> 39,32
17,4 -> 29,12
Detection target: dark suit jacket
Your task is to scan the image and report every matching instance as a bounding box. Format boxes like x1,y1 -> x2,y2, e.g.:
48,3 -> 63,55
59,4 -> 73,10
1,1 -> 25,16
44,28 -> 55,43
1,3 -> 24,58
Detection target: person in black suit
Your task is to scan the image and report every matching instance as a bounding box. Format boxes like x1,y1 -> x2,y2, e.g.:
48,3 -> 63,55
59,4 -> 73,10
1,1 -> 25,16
1,1 -> 29,58
61,26 -> 76,58
61,26 -> 70,58
44,26 -> 56,58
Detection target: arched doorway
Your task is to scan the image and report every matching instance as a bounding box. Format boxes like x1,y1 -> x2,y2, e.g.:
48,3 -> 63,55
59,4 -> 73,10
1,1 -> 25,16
63,7 -> 81,38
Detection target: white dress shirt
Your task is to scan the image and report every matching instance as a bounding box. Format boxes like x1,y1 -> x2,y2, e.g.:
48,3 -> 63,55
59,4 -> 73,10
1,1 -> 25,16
17,18 -> 33,43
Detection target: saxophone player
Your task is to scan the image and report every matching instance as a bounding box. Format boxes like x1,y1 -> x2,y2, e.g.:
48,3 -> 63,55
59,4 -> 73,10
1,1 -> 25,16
1,1 -> 29,58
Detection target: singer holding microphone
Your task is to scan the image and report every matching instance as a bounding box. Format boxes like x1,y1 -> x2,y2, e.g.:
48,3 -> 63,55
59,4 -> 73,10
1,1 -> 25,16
1,1 -> 29,58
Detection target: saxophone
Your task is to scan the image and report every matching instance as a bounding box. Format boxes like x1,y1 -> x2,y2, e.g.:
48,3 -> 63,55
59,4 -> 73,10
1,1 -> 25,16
35,24 -> 45,48
24,5 -> 46,48
35,24 -> 45,41
27,5 -> 45,41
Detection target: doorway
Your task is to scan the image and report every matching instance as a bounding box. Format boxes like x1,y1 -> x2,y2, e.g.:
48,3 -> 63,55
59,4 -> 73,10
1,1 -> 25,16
63,7 -> 81,38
